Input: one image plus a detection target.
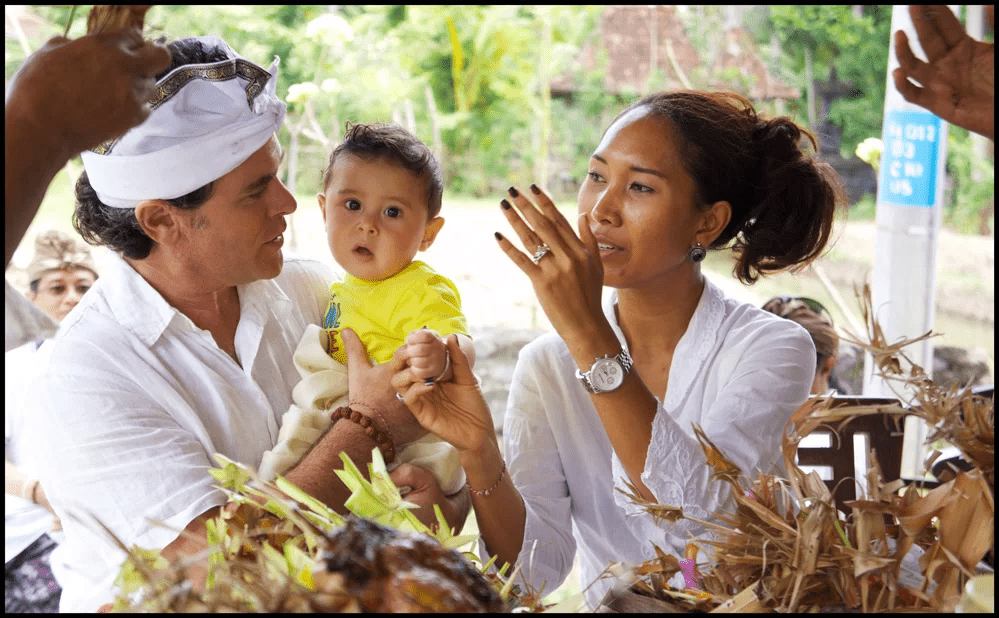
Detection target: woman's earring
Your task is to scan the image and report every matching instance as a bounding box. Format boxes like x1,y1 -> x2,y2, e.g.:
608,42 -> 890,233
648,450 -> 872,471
688,242 -> 707,263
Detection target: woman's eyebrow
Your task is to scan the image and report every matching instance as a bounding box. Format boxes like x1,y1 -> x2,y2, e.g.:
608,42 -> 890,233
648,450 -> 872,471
592,154 -> 668,180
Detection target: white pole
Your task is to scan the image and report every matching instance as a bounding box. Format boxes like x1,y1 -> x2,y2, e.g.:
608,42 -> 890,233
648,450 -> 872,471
865,5 -> 956,478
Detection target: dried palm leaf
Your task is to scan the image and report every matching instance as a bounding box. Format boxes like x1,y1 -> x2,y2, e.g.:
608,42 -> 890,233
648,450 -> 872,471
617,285 -> 991,613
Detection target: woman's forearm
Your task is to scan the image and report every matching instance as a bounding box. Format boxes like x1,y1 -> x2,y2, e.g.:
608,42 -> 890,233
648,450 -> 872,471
460,441 -> 526,569
566,327 -> 659,500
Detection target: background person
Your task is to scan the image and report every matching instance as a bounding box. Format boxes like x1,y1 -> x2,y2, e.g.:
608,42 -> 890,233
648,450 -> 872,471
394,90 -> 844,609
5,230 -> 98,612
761,295 -> 843,395
22,230 -> 99,323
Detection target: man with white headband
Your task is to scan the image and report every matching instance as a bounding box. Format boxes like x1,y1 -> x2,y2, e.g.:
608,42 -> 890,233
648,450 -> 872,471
18,36 -> 459,612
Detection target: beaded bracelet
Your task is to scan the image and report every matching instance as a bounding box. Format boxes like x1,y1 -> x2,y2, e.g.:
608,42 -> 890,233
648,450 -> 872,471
467,461 -> 507,498
348,401 -> 395,446
330,406 -> 397,464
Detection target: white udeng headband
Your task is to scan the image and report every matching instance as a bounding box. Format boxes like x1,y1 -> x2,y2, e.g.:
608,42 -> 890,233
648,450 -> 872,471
81,36 -> 287,209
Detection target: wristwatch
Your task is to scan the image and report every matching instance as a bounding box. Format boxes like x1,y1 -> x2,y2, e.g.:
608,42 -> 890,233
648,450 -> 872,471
576,349 -> 633,394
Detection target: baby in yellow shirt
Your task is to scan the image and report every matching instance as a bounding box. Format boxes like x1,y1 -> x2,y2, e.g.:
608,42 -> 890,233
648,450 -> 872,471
259,124 -> 473,496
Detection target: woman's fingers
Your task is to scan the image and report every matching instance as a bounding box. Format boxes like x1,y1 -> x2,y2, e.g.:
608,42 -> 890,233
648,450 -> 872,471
497,184 -> 591,268
535,185 -> 582,245
445,334 -> 476,385
577,211 -> 602,260
499,194 -> 568,261
493,231 -> 536,275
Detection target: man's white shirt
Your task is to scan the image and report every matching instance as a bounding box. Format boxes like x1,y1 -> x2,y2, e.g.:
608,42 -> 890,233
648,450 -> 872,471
18,252 -> 332,612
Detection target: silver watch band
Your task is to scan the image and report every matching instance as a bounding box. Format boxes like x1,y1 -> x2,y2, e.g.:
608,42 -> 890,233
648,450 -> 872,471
575,349 -> 633,394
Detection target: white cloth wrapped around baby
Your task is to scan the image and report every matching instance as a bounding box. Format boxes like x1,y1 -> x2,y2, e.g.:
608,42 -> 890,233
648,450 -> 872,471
258,324 -> 466,495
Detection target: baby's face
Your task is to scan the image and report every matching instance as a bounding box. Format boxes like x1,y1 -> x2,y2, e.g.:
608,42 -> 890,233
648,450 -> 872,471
318,153 -> 442,281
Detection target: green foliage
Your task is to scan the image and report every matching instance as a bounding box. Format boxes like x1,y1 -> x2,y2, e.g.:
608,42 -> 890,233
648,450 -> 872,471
944,127 -> 995,235
767,6 -> 892,159
848,194 -> 878,221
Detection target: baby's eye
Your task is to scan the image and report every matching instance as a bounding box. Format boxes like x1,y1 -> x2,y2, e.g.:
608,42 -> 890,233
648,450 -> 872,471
630,182 -> 653,193
384,206 -> 402,219
587,170 -> 605,183
345,199 -> 361,211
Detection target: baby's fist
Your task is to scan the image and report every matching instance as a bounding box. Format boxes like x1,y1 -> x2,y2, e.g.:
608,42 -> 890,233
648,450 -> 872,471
405,328 -> 448,382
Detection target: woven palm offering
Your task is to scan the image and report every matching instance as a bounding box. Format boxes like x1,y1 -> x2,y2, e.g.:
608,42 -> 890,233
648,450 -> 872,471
610,284 -> 993,613
105,449 -> 573,612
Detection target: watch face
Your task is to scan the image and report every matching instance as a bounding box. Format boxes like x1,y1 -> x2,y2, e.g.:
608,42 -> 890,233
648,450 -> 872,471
591,357 -> 624,392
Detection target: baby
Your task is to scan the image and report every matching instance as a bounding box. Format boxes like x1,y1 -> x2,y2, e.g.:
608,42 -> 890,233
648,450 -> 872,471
259,123 -> 474,496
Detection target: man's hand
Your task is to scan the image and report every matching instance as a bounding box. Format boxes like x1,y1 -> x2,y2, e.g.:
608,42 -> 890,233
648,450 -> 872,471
341,328 -> 427,445
894,5 -> 994,140
389,463 -> 471,532
404,328 -> 448,383
6,28 -> 171,157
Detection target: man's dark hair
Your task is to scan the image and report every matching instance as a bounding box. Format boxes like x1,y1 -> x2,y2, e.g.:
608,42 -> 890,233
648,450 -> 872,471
73,38 -> 229,259
321,123 -> 444,219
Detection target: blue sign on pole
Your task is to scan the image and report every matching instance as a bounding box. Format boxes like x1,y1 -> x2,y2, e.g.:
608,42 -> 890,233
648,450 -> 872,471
877,109 -> 942,208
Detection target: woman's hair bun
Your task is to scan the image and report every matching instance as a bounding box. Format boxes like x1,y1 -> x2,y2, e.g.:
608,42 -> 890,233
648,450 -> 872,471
752,118 -> 807,166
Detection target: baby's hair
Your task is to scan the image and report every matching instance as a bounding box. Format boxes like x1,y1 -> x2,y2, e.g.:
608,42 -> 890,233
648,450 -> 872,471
614,91 -> 845,284
321,123 -> 443,219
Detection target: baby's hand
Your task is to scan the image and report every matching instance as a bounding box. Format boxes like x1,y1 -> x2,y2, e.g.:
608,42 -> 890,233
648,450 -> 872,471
404,328 -> 449,383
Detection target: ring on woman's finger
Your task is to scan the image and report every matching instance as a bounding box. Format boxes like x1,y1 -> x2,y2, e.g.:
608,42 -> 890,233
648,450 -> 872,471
395,392 -> 405,402
531,244 -> 551,264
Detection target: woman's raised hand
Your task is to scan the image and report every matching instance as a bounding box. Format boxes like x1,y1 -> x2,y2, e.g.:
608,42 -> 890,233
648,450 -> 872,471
494,185 -> 607,348
392,335 -> 495,454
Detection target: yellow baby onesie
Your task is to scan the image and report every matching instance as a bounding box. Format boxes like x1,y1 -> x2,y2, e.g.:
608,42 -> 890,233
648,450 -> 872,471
258,261 -> 469,495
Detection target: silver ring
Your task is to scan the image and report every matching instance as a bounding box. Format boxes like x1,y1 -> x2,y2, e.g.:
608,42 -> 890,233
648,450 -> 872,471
395,392 -> 405,402
531,244 -> 551,264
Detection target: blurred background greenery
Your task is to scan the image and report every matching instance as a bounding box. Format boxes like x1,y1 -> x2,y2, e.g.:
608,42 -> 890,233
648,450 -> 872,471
5,5 -> 993,234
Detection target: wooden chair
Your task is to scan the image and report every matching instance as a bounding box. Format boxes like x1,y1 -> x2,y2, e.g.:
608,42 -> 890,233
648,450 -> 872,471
795,396 -> 921,513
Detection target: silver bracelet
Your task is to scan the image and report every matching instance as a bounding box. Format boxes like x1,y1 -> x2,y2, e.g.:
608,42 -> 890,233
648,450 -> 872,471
425,345 -> 452,385
467,461 -> 507,498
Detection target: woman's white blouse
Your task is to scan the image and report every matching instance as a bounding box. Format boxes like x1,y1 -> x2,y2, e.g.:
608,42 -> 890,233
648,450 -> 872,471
503,278 -> 815,609
17,252 -> 332,612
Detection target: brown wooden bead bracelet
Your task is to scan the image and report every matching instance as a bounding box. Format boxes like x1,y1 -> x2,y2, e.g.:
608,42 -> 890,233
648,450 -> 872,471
330,406 -> 396,464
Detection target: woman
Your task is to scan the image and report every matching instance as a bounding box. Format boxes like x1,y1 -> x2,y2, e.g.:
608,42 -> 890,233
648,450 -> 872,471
394,90 -> 843,608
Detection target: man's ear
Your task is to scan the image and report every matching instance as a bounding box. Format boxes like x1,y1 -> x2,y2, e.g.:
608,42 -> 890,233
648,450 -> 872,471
696,200 -> 732,248
133,199 -> 181,246
419,216 -> 445,251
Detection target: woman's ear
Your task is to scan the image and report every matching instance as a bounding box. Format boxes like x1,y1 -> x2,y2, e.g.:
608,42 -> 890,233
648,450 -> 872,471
419,216 -> 445,251
133,199 -> 181,247
697,200 -> 732,247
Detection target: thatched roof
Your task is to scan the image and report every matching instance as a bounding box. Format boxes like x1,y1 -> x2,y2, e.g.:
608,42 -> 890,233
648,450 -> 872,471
551,5 -> 799,101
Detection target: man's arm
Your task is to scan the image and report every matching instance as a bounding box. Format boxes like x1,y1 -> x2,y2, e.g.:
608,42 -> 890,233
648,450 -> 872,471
159,328 -> 450,599
5,29 -> 169,265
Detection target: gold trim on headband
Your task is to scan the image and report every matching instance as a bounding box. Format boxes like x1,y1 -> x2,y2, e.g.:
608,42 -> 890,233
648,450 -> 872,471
91,58 -> 271,155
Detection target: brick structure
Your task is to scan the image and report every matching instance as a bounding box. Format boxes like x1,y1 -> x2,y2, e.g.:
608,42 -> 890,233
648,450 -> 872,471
550,5 -> 798,102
